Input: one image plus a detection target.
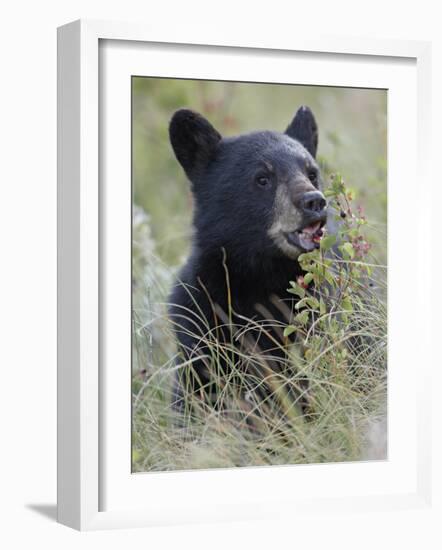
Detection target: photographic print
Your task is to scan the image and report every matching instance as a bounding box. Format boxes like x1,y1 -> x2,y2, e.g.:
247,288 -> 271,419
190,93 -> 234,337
131,77 -> 387,472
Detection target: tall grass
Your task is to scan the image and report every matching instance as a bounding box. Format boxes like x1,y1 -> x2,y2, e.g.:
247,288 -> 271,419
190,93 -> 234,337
132,203 -> 387,472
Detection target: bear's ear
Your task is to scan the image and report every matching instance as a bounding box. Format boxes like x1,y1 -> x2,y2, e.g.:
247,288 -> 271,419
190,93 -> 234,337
169,109 -> 222,180
285,105 -> 318,158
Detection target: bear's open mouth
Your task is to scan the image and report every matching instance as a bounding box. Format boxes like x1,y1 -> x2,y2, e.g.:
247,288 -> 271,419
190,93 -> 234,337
284,219 -> 326,252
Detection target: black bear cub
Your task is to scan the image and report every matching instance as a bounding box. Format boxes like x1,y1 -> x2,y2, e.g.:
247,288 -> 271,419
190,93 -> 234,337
168,106 -> 328,416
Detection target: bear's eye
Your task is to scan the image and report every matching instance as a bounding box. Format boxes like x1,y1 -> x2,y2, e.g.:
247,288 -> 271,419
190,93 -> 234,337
307,169 -> 318,185
256,175 -> 271,187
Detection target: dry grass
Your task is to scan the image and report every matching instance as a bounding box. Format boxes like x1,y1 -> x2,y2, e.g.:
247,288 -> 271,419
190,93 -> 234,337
132,240 -> 387,472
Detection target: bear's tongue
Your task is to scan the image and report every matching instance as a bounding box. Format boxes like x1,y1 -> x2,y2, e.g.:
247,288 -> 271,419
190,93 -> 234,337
298,221 -> 324,250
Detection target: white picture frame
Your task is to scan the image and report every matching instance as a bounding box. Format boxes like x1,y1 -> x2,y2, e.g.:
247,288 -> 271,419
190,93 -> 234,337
57,19 -> 432,531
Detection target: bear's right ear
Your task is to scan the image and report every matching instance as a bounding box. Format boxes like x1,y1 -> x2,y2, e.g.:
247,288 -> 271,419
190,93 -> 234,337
169,109 -> 222,180
285,106 -> 318,158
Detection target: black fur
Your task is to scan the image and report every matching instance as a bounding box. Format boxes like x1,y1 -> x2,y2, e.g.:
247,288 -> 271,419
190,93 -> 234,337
285,105 -> 318,157
168,106 -> 324,414
168,109 -> 221,181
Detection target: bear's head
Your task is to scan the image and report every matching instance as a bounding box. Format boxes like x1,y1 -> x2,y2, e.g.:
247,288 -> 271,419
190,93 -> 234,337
169,106 -> 327,261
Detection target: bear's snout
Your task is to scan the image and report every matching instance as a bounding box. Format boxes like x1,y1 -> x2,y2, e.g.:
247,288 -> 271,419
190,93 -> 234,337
298,190 -> 327,215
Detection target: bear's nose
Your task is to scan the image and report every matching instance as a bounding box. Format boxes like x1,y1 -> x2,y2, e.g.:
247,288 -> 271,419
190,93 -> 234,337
299,191 -> 327,214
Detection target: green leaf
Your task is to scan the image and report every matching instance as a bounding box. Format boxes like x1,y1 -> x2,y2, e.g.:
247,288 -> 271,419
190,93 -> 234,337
287,284 -> 305,299
340,242 -> 355,259
324,270 -> 335,286
306,296 -> 320,310
295,297 -> 309,310
303,272 -> 314,285
298,251 -> 318,264
320,298 -> 327,315
283,325 -> 297,338
320,233 -> 337,251
341,296 -> 353,312
295,296 -> 320,311
296,311 -> 309,325
324,187 -> 336,198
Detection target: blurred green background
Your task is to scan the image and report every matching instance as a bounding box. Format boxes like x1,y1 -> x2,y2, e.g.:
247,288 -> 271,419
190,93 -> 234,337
132,77 -> 387,269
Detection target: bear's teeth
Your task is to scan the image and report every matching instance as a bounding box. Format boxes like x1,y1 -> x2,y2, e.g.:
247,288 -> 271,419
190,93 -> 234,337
300,221 -> 321,235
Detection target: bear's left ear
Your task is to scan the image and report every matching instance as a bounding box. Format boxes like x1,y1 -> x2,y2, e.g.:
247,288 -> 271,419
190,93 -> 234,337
285,105 -> 318,158
169,109 -> 222,180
